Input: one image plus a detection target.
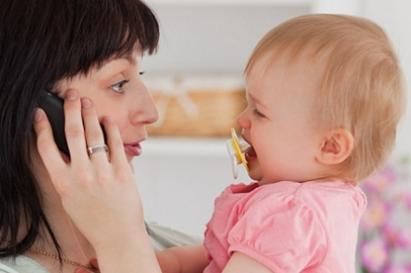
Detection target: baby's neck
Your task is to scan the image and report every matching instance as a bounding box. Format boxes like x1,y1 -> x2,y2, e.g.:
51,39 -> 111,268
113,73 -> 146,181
258,174 -> 350,185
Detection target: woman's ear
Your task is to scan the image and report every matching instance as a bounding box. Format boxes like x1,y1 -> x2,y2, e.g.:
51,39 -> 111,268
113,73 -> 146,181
316,128 -> 354,166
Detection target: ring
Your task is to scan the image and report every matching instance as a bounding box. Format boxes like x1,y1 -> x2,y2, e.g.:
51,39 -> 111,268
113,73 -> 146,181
87,144 -> 108,156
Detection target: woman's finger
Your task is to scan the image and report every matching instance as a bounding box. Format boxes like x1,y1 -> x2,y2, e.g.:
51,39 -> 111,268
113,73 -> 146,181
63,89 -> 89,164
74,268 -> 95,273
89,258 -> 99,270
33,108 -> 68,191
81,97 -> 110,168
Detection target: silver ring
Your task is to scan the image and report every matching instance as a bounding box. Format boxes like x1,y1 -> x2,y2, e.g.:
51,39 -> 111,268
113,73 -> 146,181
87,144 -> 108,156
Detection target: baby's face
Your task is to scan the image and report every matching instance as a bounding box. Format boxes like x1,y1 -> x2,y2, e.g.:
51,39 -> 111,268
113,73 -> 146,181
238,50 -> 326,184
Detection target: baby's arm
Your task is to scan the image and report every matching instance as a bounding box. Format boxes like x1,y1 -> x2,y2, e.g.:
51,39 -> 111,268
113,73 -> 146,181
156,244 -> 209,273
222,252 -> 272,273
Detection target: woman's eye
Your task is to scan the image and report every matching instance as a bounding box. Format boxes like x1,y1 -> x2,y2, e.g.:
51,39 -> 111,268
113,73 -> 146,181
139,71 -> 145,76
111,79 -> 129,93
253,108 -> 266,118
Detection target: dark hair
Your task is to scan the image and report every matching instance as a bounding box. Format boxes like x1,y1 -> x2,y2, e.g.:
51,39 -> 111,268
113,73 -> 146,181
0,0 -> 159,259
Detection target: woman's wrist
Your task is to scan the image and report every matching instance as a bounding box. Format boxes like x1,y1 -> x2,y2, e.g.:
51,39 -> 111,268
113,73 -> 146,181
95,228 -> 162,273
93,222 -> 148,252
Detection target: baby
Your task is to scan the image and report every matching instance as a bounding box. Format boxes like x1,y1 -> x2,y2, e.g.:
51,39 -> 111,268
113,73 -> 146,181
157,14 -> 406,273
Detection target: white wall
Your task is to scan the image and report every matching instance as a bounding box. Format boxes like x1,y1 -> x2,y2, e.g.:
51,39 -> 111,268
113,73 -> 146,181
143,4 -> 309,74
362,0 -> 411,155
134,139 -> 251,236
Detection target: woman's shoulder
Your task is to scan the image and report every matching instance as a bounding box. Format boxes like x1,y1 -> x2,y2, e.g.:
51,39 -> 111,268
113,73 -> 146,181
0,256 -> 49,273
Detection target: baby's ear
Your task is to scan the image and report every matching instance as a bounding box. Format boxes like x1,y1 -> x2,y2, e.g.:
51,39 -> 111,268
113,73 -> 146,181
316,128 -> 354,166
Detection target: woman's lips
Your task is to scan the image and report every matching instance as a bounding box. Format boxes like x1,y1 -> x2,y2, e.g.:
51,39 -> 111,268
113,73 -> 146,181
124,143 -> 142,157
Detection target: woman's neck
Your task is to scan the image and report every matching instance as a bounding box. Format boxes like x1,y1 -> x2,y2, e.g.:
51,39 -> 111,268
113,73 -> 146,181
30,149 -> 96,265
38,193 -> 96,263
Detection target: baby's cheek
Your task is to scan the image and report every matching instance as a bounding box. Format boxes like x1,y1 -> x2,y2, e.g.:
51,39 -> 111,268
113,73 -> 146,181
248,163 -> 263,181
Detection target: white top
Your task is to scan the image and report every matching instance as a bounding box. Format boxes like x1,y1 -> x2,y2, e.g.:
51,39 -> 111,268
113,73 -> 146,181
0,256 -> 48,273
0,222 -> 200,273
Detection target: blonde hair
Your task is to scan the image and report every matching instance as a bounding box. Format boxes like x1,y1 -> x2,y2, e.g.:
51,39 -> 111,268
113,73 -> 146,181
245,14 -> 406,181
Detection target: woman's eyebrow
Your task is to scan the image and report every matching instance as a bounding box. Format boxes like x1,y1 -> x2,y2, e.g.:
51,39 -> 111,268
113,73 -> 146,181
105,53 -> 137,66
123,54 -> 136,65
123,49 -> 143,65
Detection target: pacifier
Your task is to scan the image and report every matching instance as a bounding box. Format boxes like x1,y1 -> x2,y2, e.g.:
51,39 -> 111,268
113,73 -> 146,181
226,128 -> 249,179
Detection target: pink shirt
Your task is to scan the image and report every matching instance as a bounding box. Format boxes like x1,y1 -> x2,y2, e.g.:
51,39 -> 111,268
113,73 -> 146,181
203,180 -> 367,273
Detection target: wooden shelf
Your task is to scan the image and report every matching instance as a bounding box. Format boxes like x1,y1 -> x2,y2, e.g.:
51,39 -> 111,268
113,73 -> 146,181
141,137 -> 229,157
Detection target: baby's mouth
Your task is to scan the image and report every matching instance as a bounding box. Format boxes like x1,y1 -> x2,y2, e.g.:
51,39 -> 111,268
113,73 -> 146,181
245,146 -> 257,161
239,136 -> 256,161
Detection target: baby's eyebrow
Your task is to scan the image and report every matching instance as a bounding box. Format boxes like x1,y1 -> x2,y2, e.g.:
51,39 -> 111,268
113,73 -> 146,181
245,93 -> 254,105
248,91 -> 270,111
247,92 -> 260,104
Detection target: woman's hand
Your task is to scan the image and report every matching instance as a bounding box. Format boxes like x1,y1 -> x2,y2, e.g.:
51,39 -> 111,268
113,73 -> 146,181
74,258 -> 99,273
34,89 -> 143,247
34,89 -> 162,273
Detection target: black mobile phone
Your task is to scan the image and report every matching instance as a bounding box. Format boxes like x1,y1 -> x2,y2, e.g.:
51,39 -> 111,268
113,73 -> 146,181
37,91 -> 106,156
37,91 -> 70,155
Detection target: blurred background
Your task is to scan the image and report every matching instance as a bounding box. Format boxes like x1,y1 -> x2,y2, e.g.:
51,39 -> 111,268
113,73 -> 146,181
133,0 -> 411,271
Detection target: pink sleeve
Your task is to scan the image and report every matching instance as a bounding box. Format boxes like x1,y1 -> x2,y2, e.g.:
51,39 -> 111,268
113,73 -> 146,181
227,197 -> 327,272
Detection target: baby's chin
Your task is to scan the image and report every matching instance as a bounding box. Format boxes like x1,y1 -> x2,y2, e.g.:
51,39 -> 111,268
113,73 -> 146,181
247,166 -> 263,182
248,168 -> 286,184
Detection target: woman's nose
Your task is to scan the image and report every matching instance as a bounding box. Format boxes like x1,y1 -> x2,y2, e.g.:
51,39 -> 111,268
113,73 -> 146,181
129,85 -> 159,126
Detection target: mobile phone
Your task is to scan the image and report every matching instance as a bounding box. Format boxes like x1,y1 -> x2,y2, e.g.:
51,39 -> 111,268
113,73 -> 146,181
37,91 -> 106,156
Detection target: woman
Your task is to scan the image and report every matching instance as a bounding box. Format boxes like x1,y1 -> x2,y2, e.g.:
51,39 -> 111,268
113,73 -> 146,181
1,1 -> 207,272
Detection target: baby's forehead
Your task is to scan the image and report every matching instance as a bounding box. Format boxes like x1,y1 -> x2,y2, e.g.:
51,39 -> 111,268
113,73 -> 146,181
248,44 -> 329,74
245,47 -> 328,89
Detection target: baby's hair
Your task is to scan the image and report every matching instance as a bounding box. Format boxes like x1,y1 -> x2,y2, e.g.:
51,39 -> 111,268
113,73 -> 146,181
245,14 -> 406,181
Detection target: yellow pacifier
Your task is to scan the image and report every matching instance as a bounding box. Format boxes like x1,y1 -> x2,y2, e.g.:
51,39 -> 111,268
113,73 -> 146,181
226,128 -> 249,179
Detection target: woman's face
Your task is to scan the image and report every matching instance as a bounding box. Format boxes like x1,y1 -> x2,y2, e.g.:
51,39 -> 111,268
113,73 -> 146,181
54,49 -> 158,162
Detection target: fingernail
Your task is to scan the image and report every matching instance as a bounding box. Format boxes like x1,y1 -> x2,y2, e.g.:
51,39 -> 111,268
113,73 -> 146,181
66,89 -> 77,100
81,97 -> 93,108
34,108 -> 44,122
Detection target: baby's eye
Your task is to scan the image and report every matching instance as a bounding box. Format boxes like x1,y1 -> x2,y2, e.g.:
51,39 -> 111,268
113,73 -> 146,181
139,71 -> 145,76
111,79 -> 129,93
253,108 -> 266,118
